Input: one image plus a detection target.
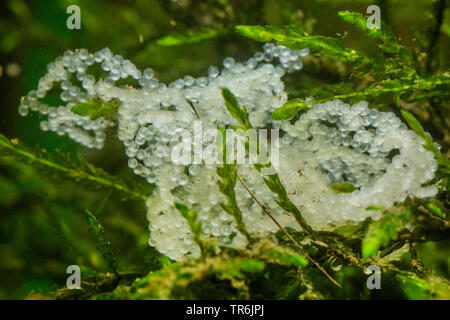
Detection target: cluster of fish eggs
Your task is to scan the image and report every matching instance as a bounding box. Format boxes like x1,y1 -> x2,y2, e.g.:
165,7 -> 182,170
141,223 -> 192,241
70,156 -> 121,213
276,100 -> 438,229
18,44 -> 309,260
18,44 -> 438,260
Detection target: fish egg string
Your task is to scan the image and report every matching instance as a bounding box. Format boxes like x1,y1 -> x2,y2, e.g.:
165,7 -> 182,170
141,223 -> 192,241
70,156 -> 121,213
18,44 -> 437,261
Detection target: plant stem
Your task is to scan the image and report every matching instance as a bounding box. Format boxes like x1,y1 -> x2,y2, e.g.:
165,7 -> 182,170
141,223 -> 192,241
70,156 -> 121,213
322,77 -> 450,104
237,175 -> 342,288
0,134 -> 148,201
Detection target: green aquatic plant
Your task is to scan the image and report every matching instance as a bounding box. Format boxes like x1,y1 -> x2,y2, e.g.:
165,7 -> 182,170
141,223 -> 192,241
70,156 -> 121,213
1,1 -> 449,300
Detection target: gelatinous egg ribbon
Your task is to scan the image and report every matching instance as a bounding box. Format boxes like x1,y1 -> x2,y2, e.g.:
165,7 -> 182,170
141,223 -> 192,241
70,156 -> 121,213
19,44 -> 437,260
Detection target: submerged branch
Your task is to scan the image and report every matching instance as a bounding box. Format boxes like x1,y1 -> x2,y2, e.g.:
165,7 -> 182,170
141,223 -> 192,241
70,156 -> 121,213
237,175 -> 342,288
0,133 -> 149,201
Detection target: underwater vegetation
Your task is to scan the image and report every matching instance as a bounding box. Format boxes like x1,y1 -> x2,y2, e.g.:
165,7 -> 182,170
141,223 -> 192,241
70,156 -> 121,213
0,0 -> 449,300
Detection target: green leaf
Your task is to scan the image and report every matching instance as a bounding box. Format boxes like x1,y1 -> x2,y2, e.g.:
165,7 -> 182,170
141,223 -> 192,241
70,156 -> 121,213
365,205 -> 384,211
400,110 -> 428,140
221,88 -> 252,129
286,75 -> 450,115
71,98 -> 122,120
235,25 -> 274,42
262,174 -> 313,233
337,11 -> 404,55
332,217 -> 372,239
362,237 -> 381,259
266,248 -> 308,267
70,103 -> 90,116
362,210 -> 412,259
84,209 -> 117,273
401,110 -> 450,169
331,182 -> 358,194
426,201 -> 445,218
215,257 -> 265,280
236,24 -> 371,67
217,161 -> 252,243
392,270 -> 433,299
219,92 -> 313,234
271,98 -> 308,120
157,28 -> 229,46
175,202 -> 201,236
237,258 -> 265,273
174,202 -> 205,255
0,133 -> 149,201
219,89 -> 313,233
442,25 -> 450,37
